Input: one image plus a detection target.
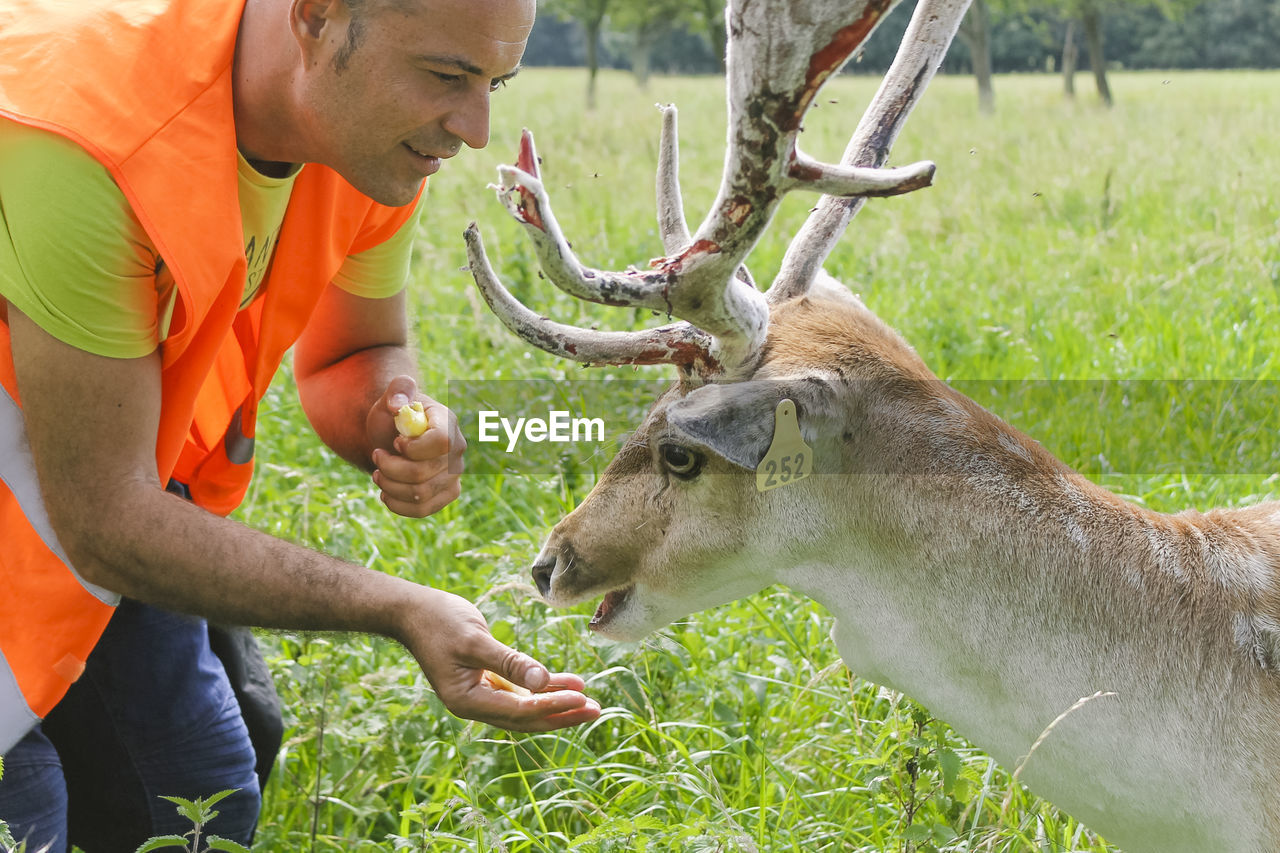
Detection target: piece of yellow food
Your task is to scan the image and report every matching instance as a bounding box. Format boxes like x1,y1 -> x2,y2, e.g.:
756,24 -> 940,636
394,401 -> 429,437
482,669 -> 533,697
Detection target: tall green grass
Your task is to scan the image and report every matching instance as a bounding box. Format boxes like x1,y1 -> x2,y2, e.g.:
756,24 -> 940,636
237,69 -> 1280,851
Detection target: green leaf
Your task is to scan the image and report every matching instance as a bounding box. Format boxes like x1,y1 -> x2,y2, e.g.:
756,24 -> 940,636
932,823 -> 960,843
197,789 -> 241,811
490,620 -> 516,645
157,795 -> 202,825
157,796 -> 196,810
938,748 -> 962,793
203,836 -> 252,853
132,836 -> 191,852
901,823 -> 932,842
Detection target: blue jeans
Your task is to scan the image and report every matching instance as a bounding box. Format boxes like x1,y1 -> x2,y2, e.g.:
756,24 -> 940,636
0,599 -> 263,852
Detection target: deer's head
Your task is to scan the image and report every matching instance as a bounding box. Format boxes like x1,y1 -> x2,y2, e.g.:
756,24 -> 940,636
465,0 -> 971,640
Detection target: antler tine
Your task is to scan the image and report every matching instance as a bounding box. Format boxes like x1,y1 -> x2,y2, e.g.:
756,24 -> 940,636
493,129 -> 676,314
687,0 -> 937,257
655,104 -> 692,255
464,224 -> 723,374
658,103 -> 758,290
785,153 -> 935,197
771,0 -> 974,302
652,0 -> 938,349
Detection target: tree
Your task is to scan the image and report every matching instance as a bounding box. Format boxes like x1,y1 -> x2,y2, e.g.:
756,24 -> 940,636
1054,0 -> 1112,105
544,0 -> 613,108
1079,0 -> 1112,105
1060,18 -> 1078,95
957,0 -> 997,113
1115,0 -> 1280,69
610,0 -> 691,88
1054,0 -> 1202,106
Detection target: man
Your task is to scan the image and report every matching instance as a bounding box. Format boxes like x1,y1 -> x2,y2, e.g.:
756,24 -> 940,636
0,0 -> 601,849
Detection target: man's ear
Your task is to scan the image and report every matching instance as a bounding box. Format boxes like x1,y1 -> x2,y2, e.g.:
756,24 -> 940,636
665,378 -> 834,472
291,0 -> 347,50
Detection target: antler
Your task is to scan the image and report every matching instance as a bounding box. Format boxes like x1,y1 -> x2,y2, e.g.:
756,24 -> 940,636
773,0 -> 974,301
465,0 -> 965,379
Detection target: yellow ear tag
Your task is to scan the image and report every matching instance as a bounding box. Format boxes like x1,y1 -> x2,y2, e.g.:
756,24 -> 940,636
756,399 -> 812,492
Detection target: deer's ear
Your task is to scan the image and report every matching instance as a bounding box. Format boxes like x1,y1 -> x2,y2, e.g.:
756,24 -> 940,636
665,379 -> 833,472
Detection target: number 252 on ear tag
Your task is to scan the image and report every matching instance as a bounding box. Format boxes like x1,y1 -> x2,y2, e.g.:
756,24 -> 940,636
756,399 -> 812,492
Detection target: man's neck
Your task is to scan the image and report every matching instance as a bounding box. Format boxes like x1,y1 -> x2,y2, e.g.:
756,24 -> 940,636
232,0 -> 309,170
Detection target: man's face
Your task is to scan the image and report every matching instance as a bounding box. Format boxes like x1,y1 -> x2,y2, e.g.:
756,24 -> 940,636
299,0 -> 534,206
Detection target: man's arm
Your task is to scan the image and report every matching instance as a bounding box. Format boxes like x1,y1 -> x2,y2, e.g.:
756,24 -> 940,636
293,284 -> 463,518
10,306 -> 598,731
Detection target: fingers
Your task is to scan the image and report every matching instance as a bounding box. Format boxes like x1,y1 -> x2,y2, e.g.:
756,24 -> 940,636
374,395 -> 466,518
383,375 -> 420,411
437,621 -> 600,731
404,589 -> 602,732
376,474 -> 460,517
466,650 -> 601,731
543,671 -> 588,693
481,669 -> 601,732
390,402 -> 462,461
372,446 -> 461,517
457,679 -> 602,732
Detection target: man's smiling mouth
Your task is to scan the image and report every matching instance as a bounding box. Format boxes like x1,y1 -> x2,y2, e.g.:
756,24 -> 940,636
403,142 -> 442,175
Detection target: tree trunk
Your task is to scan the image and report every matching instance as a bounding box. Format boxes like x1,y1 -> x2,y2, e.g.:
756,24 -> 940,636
1081,4 -> 1112,106
958,0 -> 995,114
585,19 -> 601,110
631,38 -> 652,89
1061,19 -> 1078,98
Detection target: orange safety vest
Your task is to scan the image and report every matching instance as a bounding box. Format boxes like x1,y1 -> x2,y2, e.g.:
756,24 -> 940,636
0,0 -> 422,752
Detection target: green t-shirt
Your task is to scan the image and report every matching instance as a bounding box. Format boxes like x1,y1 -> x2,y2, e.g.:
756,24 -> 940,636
0,120 -> 421,358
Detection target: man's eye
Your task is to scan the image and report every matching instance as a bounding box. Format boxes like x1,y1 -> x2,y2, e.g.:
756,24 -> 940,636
489,79 -> 508,93
433,71 -> 463,84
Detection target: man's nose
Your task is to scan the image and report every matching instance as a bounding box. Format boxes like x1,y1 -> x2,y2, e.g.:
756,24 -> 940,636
443,87 -> 491,151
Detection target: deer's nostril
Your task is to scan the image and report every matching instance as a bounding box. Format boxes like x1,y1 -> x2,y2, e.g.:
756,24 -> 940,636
532,557 -> 555,598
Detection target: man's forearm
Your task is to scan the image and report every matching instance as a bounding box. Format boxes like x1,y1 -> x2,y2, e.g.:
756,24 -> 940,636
294,286 -> 419,472
75,478 -> 424,641
297,341 -> 419,471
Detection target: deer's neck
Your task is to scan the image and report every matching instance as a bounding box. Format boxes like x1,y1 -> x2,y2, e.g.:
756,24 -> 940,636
783,386 -> 1280,851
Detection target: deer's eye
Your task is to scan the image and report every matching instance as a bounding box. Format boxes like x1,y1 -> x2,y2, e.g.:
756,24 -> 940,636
660,443 -> 704,479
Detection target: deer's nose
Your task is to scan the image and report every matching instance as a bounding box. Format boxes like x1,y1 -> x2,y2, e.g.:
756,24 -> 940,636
532,555 -> 555,598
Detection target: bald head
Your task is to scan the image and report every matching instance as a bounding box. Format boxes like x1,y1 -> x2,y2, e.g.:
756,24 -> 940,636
333,0 -> 534,72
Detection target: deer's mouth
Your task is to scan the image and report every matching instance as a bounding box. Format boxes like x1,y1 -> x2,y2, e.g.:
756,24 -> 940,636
589,585 -> 635,632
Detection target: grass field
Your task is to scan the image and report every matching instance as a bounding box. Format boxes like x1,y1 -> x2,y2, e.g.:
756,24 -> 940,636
238,68 -> 1280,851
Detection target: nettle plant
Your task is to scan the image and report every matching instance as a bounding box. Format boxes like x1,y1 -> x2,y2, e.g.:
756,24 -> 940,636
132,790 -> 249,853
463,0 -> 1280,851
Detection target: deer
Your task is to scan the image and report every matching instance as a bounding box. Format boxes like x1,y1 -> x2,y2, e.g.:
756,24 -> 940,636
460,0 -> 1280,850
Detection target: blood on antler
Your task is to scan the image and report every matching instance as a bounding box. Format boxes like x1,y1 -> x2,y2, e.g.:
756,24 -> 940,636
464,0 -> 973,381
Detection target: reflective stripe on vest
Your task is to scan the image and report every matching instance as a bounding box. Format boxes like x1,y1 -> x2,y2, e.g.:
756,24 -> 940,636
0,648 -> 39,754
0,382 -> 120,752
0,384 -> 120,606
